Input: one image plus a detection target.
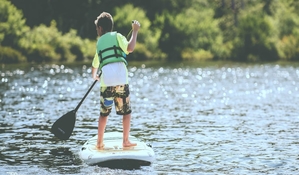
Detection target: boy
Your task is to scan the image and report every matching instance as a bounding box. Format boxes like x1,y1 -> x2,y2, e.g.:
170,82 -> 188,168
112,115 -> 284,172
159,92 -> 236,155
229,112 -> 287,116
91,12 -> 140,149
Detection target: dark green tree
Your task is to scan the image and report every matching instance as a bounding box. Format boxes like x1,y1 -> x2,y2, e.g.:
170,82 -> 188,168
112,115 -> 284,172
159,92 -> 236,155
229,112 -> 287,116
0,0 -> 29,48
159,0 -> 228,61
0,0 -> 28,63
228,0 -> 282,61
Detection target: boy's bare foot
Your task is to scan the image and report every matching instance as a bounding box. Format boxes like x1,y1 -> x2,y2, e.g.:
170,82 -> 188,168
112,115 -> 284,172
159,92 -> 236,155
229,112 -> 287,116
96,143 -> 105,150
123,141 -> 137,147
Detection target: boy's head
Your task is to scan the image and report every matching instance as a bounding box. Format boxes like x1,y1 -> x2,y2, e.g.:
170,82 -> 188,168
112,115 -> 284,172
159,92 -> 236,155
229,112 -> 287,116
94,12 -> 113,35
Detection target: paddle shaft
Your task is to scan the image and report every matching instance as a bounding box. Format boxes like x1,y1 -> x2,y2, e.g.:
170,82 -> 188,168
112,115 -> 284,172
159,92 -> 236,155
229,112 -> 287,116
74,72 -> 101,112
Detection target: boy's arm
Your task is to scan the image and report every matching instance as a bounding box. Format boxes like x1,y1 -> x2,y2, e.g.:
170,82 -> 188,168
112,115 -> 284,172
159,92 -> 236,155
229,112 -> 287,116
127,20 -> 140,53
91,52 -> 100,81
92,66 -> 100,81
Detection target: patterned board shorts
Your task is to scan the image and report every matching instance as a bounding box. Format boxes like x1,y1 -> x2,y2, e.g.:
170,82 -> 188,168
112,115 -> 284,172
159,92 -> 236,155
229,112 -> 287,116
100,84 -> 131,116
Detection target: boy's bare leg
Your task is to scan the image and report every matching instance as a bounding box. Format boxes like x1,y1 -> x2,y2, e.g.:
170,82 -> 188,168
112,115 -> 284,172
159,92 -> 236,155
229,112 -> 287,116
123,113 -> 137,147
97,116 -> 108,149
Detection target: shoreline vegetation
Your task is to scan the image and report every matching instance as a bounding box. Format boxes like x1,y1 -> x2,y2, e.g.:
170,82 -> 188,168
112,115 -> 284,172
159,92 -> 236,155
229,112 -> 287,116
2,60 -> 299,72
1,0 -> 299,64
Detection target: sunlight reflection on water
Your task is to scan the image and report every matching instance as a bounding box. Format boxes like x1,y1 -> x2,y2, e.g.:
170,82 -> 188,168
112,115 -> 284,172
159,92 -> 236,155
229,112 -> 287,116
0,62 -> 299,174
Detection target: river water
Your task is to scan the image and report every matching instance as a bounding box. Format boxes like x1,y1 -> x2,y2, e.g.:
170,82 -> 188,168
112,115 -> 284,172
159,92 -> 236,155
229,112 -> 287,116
0,61 -> 299,175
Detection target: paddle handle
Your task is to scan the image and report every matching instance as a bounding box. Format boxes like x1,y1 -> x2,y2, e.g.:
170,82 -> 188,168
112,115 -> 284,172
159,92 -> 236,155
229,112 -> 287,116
74,72 -> 101,112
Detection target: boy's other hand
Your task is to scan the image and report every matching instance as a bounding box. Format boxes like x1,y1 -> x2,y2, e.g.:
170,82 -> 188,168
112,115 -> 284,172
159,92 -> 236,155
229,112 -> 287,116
93,74 -> 100,81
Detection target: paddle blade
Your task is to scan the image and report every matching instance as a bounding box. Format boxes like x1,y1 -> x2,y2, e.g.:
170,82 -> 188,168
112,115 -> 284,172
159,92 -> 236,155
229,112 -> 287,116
51,110 -> 76,140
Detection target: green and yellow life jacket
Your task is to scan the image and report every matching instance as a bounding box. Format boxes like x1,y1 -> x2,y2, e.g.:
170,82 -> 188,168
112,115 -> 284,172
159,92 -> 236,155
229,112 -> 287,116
97,32 -> 127,69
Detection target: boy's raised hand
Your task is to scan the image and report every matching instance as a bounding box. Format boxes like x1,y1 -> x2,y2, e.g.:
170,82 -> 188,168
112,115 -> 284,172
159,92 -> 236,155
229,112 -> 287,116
127,20 -> 140,52
132,20 -> 140,31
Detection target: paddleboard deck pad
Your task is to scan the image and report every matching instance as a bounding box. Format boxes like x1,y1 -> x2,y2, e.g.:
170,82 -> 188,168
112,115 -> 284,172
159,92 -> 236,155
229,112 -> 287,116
79,132 -> 155,168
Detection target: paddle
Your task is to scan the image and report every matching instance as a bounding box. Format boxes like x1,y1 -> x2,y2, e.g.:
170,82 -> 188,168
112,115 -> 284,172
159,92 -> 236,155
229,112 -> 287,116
51,73 -> 101,140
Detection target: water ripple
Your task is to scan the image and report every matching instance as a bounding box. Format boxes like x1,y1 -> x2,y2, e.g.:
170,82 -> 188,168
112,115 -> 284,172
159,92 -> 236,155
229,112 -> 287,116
0,62 -> 299,174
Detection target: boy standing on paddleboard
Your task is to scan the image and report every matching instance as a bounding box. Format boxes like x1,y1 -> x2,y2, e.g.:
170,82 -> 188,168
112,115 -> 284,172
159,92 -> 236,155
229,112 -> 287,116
91,12 -> 140,149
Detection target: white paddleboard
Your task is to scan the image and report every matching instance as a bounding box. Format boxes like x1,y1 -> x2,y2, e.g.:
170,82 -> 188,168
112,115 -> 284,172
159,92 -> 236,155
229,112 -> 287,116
79,132 -> 155,167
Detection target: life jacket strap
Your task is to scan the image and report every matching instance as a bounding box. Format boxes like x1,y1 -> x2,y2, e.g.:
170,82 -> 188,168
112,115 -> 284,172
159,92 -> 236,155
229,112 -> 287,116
98,45 -> 125,64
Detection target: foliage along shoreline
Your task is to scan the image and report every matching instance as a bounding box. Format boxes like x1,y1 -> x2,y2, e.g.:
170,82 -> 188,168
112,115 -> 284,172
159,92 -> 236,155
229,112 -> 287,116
1,0 -> 299,64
